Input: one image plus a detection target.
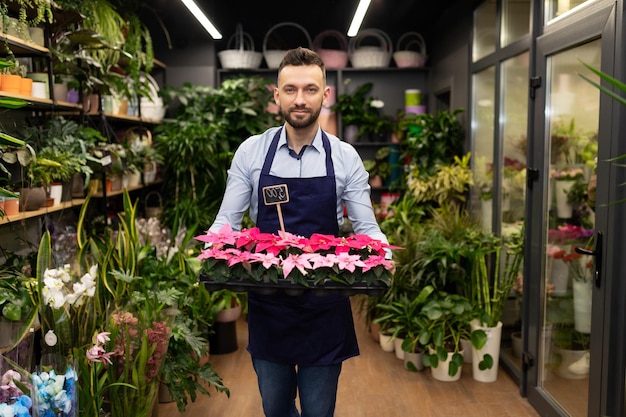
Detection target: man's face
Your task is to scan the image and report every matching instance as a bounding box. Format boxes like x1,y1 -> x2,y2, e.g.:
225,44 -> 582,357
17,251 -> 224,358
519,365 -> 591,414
275,65 -> 329,129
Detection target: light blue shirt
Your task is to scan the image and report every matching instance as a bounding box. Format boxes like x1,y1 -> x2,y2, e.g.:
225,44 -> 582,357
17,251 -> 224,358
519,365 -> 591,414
210,124 -> 388,245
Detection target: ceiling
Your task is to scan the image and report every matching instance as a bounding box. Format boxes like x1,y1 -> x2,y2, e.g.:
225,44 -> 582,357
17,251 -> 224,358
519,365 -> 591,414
141,0 -> 464,53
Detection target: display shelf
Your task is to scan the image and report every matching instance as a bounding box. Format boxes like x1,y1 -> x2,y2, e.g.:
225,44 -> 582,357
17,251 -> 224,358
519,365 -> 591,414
89,183 -> 147,198
0,91 -> 83,111
0,33 -> 49,55
0,198 -> 85,225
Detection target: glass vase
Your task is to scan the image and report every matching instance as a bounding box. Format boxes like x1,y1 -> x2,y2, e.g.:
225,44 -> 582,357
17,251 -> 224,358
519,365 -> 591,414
32,353 -> 78,417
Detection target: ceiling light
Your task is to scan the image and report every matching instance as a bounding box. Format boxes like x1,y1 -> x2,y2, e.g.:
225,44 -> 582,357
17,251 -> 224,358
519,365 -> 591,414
347,0 -> 372,37
180,0 -> 222,39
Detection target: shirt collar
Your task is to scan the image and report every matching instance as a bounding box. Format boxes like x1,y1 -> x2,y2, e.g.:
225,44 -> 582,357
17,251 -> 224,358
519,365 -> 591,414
278,124 -> 323,154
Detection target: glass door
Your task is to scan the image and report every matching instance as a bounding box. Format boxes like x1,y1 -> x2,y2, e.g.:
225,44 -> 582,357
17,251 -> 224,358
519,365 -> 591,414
540,40 -> 599,417
526,2 -> 619,416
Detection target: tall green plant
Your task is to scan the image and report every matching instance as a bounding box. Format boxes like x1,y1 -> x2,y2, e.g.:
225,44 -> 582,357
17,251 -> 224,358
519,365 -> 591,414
155,76 -> 276,230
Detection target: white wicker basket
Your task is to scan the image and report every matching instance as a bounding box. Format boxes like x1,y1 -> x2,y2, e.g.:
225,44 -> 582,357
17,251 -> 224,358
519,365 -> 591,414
349,29 -> 392,68
218,24 -> 263,69
313,29 -> 349,68
263,22 -> 313,69
393,32 -> 427,68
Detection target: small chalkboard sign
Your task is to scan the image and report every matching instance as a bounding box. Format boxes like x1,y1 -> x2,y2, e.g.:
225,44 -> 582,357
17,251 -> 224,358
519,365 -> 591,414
262,184 -> 289,233
262,184 -> 289,205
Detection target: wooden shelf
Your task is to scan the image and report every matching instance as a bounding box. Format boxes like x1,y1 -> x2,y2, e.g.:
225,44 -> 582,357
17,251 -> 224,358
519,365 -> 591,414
89,183 -> 156,198
0,33 -> 49,54
0,199 -> 85,225
0,91 -> 83,111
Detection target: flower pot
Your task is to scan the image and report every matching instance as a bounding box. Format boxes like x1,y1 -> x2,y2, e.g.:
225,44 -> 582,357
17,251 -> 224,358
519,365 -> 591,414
480,198 -> 493,231
159,382 -> 175,403
369,321 -> 381,342
403,348 -> 425,371
550,257 -> 570,296
216,305 -> 242,323
554,347 -> 589,379
48,182 -> 63,206
19,187 -> 46,211
555,179 -> 575,218
71,174 -> 85,198
573,280 -> 592,333
53,82 -> 69,102
470,320 -> 503,383
1,74 -> 22,94
429,348 -> 464,382
378,331 -> 395,352
393,337 -> 405,360
2,196 -> 20,216
460,338 -> 473,363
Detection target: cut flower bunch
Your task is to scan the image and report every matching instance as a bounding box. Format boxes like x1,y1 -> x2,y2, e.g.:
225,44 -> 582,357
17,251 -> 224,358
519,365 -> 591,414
196,225 -> 396,288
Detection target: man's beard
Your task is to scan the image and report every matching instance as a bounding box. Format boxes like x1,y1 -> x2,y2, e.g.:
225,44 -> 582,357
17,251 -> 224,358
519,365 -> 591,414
281,105 -> 322,129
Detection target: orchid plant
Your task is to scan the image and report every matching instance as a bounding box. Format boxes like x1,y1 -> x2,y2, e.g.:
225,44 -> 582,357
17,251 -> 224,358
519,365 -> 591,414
196,224 -> 396,289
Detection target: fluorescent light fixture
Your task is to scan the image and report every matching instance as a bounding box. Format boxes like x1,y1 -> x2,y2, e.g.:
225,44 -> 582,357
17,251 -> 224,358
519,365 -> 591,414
347,0 -> 372,37
180,0 -> 222,39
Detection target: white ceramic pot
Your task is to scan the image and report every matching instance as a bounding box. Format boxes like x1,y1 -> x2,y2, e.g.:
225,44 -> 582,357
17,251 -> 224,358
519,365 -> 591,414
215,305 -> 242,323
378,332 -> 394,352
403,348 -> 425,371
393,337 -> 405,360
470,320 -> 503,383
429,348 -> 463,382
573,280 -> 592,333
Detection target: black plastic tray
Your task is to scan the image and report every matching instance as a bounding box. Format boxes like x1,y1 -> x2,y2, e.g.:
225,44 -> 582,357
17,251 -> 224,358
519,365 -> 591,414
199,273 -> 389,297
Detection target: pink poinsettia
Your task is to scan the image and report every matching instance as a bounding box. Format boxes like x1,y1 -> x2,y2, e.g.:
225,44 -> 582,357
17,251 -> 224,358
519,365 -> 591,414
195,226 -> 397,287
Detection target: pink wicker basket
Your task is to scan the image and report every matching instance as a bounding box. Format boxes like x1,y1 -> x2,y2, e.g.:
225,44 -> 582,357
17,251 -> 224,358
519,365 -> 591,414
313,30 -> 349,68
393,32 -> 427,68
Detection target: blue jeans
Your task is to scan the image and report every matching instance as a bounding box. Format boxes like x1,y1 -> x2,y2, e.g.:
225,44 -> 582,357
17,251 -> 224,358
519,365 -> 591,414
251,357 -> 342,417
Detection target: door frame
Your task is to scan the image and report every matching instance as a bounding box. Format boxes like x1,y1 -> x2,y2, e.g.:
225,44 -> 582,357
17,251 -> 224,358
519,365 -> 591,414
524,1 -> 625,416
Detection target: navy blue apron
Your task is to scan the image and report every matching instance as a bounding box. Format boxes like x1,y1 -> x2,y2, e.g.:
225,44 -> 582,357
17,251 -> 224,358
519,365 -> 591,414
247,128 -> 359,366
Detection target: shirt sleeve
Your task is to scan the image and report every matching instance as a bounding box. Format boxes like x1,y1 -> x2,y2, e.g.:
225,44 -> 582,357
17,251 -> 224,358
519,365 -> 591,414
339,143 -> 389,246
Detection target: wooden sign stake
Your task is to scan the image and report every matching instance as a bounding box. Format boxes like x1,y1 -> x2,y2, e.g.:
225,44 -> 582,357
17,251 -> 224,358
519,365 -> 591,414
262,184 -> 290,234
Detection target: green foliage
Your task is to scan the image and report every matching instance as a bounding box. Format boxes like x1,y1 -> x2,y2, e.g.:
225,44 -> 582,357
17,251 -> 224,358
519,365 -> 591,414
417,291 -> 487,377
407,152 -> 474,206
155,76 -> 277,230
331,81 -> 394,138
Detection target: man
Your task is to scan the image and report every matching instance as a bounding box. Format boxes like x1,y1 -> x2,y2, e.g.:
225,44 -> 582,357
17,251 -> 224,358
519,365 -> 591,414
209,47 -> 389,417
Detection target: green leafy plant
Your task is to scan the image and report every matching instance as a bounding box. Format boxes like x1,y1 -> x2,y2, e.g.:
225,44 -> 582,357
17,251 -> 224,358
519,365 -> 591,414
362,146 -> 391,183
417,291 -> 488,377
373,285 -> 434,354
399,108 -> 465,178
331,81 -> 394,138
155,76 -> 276,230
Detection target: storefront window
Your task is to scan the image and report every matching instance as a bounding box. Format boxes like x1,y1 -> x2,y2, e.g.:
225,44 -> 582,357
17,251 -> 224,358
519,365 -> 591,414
545,0 -> 590,22
473,0 -> 497,61
472,66 -> 496,231
501,0 -> 531,47
501,52 -> 529,229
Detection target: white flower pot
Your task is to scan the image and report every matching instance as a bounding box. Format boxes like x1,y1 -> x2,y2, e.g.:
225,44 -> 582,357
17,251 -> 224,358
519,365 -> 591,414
403,348 -> 425,371
555,180 -> 575,218
573,280 -> 592,333
393,337 -> 405,360
378,332 -> 395,352
470,320 -> 503,383
549,256 -> 570,296
480,199 -> 492,231
429,348 -> 463,382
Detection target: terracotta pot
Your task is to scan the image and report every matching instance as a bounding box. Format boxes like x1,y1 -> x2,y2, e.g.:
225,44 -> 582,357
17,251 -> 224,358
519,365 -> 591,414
1,74 -> 22,94
2,197 -> 20,215
216,305 -> 242,323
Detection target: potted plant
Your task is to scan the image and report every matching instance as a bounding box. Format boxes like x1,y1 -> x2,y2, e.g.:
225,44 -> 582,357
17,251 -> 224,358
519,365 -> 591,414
373,285 -> 434,371
331,81 -> 394,142
154,76 -> 278,230
417,290 -> 487,382
362,146 -> 391,188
